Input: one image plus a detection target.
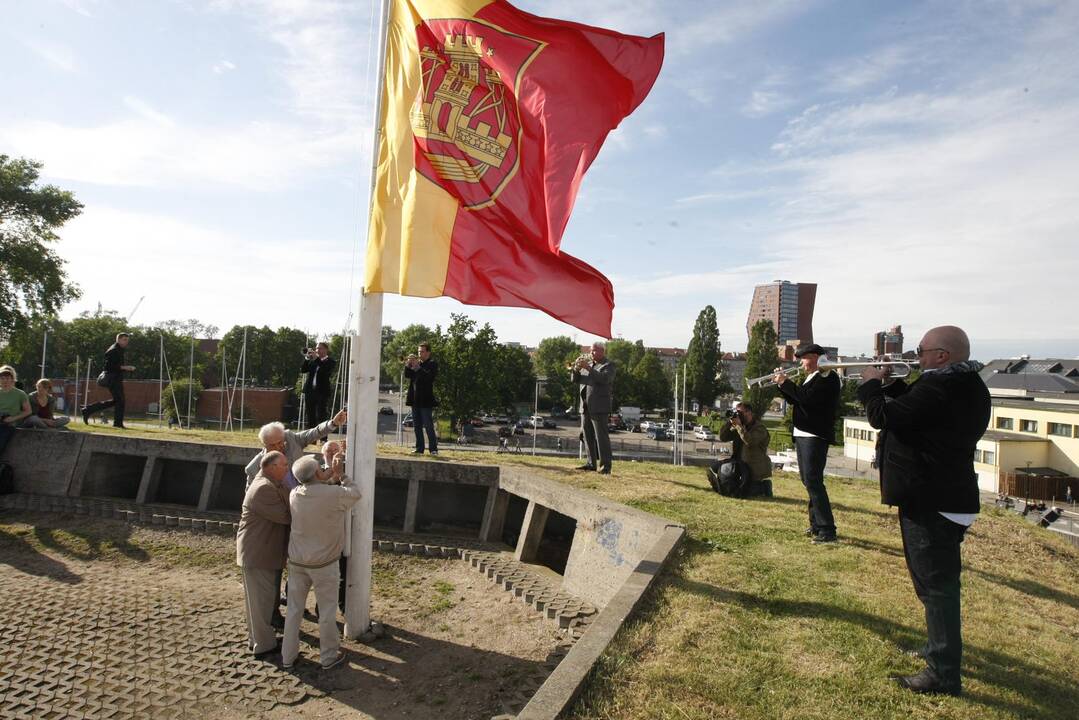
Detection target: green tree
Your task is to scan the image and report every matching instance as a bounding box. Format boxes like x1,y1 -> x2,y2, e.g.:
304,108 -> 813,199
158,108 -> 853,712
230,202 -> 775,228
631,351 -> 671,412
491,343 -> 535,412
532,336 -> 580,411
433,314 -> 499,424
682,305 -> 722,412
381,323 -> 439,390
161,378 -> 203,425
604,339 -> 645,408
744,319 -> 781,415
0,155 -> 82,342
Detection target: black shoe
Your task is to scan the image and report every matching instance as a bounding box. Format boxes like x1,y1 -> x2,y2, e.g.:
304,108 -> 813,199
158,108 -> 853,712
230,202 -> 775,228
804,527 -> 817,537
576,464 -> 597,471
892,668 -> 960,696
598,469 -> 611,475
82,408 -> 90,424
812,534 -> 838,544
253,644 -> 279,659
113,424 -> 127,429
271,613 -> 285,629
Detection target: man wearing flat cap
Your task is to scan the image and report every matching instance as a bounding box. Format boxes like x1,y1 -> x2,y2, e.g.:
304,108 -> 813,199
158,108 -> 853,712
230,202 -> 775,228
281,454 -> 361,671
774,343 -> 841,543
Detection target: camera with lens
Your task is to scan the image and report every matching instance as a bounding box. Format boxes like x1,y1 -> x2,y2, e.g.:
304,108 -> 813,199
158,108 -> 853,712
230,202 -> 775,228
724,408 -> 738,419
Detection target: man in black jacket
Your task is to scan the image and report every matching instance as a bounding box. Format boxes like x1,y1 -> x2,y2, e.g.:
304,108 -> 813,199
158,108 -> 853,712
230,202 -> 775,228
776,343 -> 841,543
301,342 -> 337,429
858,325 -> 990,696
404,342 -> 438,456
83,333 -> 136,428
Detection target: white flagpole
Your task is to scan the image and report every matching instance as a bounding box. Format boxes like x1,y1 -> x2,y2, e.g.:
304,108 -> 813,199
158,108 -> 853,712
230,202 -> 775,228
344,0 -> 392,639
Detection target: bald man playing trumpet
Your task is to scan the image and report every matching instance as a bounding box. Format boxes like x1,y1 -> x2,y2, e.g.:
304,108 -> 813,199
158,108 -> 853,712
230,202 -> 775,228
857,326 -> 990,696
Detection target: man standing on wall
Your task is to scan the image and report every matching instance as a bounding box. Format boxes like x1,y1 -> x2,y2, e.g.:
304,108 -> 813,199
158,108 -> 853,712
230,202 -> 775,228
858,326 -> 990,696
83,332 -> 135,428
572,342 -> 617,475
405,342 -> 439,456
301,342 -> 337,429
775,343 -> 841,543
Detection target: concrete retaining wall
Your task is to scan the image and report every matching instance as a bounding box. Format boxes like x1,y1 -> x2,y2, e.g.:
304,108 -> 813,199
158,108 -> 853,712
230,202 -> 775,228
2,430 -> 677,611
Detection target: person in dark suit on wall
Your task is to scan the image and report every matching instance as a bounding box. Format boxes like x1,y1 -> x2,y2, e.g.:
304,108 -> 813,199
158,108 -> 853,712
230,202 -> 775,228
301,342 -> 337,429
83,332 -> 135,428
405,342 -> 439,456
858,325 -> 990,697
775,343 -> 841,543
572,342 -> 617,475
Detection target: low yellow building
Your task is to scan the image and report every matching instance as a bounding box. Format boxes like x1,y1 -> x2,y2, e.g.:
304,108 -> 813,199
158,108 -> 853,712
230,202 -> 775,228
843,396 -> 1079,494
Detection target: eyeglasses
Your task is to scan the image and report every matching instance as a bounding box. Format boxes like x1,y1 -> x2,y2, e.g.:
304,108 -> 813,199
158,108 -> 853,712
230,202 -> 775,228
916,346 -> 947,356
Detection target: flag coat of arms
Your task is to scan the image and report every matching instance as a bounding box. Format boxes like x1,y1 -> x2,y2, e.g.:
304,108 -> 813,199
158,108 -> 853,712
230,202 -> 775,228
364,0 -> 664,337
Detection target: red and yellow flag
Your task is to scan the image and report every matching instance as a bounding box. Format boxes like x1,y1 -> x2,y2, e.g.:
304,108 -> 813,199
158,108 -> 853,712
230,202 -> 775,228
363,0 -> 664,337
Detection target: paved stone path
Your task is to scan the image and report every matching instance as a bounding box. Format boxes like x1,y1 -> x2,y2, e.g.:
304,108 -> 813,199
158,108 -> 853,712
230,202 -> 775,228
0,558 -> 308,719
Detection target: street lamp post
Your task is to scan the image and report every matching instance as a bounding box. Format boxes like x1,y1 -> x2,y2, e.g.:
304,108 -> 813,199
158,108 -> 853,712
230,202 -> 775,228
533,376 -> 547,456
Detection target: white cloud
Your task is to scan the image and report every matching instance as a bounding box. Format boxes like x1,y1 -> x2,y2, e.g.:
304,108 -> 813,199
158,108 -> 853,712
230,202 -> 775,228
819,44 -> 916,94
23,39 -> 79,73
122,96 -> 175,128
59,206 -> 357,328
212,59 -> 237,74
0,116 -> 361,190
56,0 -> 98,17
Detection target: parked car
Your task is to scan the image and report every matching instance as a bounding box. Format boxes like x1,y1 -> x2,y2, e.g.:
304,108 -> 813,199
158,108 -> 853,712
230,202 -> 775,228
481,414 -> 499,424
378,406 -> 395,415
401,413 -> 414,428
470,417 -> 485,427
694,428 -> 716,441
528,415 -> 557,429
646,427 -> 670,441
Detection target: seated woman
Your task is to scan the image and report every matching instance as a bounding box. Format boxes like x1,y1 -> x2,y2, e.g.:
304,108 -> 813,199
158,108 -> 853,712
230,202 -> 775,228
23,378 -> 71,429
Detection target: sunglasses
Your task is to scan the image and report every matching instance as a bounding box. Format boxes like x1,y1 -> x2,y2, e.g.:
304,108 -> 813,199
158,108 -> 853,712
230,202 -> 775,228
916,346 -> 947,356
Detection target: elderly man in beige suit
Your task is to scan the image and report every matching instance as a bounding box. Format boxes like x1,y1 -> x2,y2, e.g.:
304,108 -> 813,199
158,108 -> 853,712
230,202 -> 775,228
282,455 -> 361,670
236,450 -> 291,657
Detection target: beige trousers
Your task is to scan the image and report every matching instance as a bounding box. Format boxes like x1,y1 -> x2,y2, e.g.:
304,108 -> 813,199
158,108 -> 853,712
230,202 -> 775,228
241,566 -> 278,654
281,561 -> 341,667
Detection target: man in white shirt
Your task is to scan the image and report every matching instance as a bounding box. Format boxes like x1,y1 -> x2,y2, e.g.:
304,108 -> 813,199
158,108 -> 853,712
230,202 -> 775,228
281,455 -> 361,670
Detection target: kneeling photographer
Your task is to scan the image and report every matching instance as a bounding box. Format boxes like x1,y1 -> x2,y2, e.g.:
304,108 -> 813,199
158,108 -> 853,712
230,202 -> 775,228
710,402 -> 773,497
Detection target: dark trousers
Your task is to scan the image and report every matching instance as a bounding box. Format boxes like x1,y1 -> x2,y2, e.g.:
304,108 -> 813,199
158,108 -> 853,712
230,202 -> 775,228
0,424 -> 15,457
794,435 -> 835,536
304,391 -> 330,429
581,407 -> 612,472
85,378 -> 125,426
899,506 -> 968,688
412,406 -> 437,453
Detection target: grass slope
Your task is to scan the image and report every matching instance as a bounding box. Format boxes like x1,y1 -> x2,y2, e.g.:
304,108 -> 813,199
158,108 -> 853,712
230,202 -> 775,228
418,449 -> 1079,720
55,430 -> 1079,717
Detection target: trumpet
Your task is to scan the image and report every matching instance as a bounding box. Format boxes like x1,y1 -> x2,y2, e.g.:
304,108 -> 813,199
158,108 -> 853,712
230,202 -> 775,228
567,353 -> 592,371
744,360 -> 919,389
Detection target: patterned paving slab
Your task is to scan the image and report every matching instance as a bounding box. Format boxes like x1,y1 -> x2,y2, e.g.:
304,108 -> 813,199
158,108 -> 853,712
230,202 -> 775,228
0,560 -> 308,719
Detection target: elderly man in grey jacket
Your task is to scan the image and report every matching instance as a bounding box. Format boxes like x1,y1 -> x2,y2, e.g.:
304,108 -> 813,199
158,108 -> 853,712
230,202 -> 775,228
245,409 -> 348,489
281,455 -> 361,671
571,342 -> 617,474
236,451 -> 291,657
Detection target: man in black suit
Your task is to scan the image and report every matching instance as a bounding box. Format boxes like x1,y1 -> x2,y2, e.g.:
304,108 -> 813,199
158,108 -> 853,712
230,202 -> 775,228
301,342 -> 336,429
776,343 -> 841,543
405,342 -> 439,456
83,332 -> 135,428
572,342 -> 617,474
858,326 -> 990,697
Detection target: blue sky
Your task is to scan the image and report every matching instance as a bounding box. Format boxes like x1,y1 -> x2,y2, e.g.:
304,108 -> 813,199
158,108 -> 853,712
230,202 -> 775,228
3,0 -> 1078,360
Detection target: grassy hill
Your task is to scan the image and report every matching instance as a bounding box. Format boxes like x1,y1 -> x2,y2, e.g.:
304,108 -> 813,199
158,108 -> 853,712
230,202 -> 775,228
62,426 -> 1079,718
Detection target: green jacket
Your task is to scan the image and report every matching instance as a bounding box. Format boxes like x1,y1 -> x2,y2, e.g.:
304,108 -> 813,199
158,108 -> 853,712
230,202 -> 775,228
719,420 -> 772,483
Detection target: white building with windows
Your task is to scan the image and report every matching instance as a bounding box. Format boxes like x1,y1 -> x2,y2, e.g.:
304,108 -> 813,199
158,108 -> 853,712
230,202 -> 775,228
843,395 -> 1079,494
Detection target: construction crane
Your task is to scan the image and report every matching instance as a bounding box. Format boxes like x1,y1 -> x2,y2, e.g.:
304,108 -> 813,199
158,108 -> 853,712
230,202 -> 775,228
127,296 -> 145,322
